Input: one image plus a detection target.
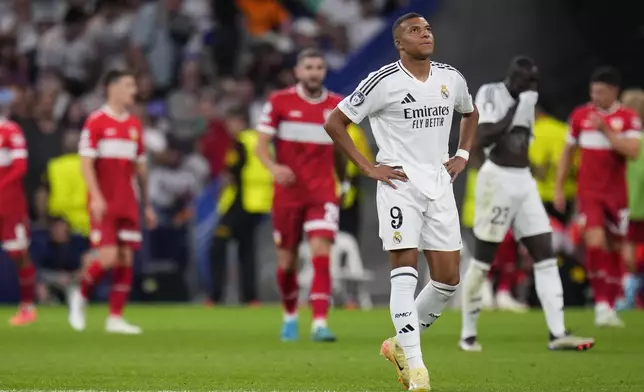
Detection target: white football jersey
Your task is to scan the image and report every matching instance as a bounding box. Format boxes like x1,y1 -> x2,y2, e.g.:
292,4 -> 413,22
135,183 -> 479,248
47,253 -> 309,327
475,82 -> 534,151
338,60 -> 474,199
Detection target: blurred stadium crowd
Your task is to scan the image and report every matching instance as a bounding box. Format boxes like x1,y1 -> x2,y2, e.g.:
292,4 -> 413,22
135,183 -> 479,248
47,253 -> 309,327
0,0 -> 642,310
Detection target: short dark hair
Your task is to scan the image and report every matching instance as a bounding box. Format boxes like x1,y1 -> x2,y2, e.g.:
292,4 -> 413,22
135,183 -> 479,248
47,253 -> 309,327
297,48 -> 324,63
102,69 -> 135,89
64,7 -> 87,25
392,12 -> 424,37
591,66 -> 621,87
227,106 -> 250,125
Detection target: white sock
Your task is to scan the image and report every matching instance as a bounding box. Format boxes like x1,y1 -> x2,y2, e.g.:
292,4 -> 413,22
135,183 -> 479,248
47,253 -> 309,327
533,258 -> 566,338
284,313 -> 298,322
416,280 -> 458,333
390,266 -> 423,370
312,318 -> 327,330
460,259 -> 490,340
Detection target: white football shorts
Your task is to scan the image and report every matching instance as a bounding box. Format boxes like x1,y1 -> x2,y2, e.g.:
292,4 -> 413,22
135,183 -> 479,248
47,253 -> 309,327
377,177 -> 462,252
473,160 -> 552,243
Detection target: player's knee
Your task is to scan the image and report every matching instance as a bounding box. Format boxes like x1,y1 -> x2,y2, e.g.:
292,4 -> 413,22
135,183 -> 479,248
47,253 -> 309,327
472,238 -> 499,264
584,228 -> 607,249
118,247 -> 133,266
309,236 -> 332,257
521,232 -> 555,262
98,247 -> 119,268
277,249 -> 298,272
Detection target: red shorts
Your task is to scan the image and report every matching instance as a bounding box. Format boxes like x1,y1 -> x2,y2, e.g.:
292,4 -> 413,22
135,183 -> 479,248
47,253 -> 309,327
272,201 -> 338,250
0,213 -> 30,255
90,213 -> 141,250
628,220 -> 644,243
577,196 -> 628,237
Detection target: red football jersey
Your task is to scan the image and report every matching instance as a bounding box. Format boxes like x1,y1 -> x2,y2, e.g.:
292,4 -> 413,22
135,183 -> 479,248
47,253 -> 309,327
567,103 -> 642,200
79,107 -> 145,216
0,119 -> 28,216
257,84 -> 342,205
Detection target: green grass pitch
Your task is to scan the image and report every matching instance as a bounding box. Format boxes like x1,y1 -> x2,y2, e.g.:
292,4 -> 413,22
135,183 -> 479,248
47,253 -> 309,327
0,306 -> 642,391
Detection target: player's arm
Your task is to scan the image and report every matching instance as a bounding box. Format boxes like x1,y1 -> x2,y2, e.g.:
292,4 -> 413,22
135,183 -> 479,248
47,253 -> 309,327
554,113 -> 580,211
135,127 -> 157,229
325,79 -> 406,187
255,97 -> 296,186
0,128 -> 28,189
477,105 -> 518,147
596,115 -> 642,159
324,109 -> 373,175
79,121 -> 108,222
445,72 -> 479,181
457,107 -> 480,156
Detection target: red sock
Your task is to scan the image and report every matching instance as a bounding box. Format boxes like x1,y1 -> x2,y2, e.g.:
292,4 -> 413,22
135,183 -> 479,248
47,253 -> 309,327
310,255 -> 331,321
109,265 -> 133,317
606,251 -> 623,307
586,247 -> 608,305
277,267 -> 298,315
81,261 -> 106,299
18,263 -> 36,306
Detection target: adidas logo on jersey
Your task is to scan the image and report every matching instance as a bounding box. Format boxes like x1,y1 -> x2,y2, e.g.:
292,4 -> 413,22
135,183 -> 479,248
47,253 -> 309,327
400,93 -> 417,104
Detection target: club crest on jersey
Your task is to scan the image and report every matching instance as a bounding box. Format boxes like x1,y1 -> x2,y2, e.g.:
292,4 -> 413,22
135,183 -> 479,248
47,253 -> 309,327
129,127 -> 138,140
609,118 -> 624,132
393,231 -> 402,244
440,85 -> 449,99
349,91 -> 366,107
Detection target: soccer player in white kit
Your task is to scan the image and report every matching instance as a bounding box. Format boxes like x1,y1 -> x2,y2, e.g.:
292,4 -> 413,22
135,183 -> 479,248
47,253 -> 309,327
459,57 -> 595,352
324,13 -> 479,391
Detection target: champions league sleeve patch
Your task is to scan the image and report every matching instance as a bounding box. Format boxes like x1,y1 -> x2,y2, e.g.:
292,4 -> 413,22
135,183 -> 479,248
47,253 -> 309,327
349,91 -> 366,107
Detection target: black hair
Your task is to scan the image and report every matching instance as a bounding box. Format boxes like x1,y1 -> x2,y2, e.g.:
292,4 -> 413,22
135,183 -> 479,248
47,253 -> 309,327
591,66 -> 621,88
227,106 -> 250,125
102,69 -> 135,89
392,12 -> 424,37
297,48 -> 324,63
508,56 -> 536,72
64,7 -> 88,25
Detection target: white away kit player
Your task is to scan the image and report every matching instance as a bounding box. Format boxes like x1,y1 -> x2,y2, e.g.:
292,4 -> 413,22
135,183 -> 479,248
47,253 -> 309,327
324,13 -> 479,392
459,56 -> 595,353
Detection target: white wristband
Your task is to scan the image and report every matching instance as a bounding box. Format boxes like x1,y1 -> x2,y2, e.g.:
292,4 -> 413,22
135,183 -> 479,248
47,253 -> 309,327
455,149 -> 469,161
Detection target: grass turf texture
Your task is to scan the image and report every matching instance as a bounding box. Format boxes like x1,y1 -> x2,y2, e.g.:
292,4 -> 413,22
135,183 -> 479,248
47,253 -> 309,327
0,306 -> 642,391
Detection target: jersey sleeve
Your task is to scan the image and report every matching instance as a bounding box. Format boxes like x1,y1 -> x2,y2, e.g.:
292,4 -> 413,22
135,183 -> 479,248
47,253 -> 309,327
79,115 -> 100,158
257,94 -> 280,135
337,71 -> 387,124
474,84 -> 499,124
622,111 -> 642,139
566,109 -> 582,145
454,71 -> 475,114
7,125 -> 27,162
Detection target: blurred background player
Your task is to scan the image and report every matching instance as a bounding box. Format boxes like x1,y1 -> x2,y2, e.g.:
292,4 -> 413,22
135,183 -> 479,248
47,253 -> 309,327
617,89 -> 644,309
555,67 -> 642,327
461,152 -> 527,312
256,49 -> 342,342
461,57 -> 594,352
209,106 -> 273,306
0,90 -> 37,326
68,70 -> 157,334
